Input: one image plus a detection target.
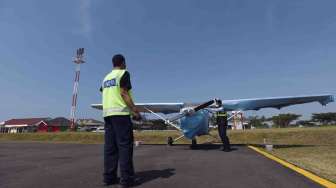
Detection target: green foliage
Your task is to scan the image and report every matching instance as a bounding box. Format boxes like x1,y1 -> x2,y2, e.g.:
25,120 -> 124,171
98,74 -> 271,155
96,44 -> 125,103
1,127 -> 336,145
248,116 -> 268,128
271,113 -> 301,128
312,112 -> 336,125
134,119 -> 168,130
296,120 -> 315,127
209,114 -> 217,126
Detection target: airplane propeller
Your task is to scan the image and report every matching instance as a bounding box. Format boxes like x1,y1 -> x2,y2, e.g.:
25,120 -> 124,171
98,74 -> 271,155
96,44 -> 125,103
169,99 -> 222,122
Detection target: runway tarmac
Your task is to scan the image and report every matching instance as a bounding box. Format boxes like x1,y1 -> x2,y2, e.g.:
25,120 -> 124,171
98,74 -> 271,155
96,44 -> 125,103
0,142 -> 322,188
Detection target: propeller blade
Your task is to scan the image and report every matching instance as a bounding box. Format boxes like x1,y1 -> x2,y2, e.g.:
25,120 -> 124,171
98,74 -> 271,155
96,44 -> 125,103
169,99 -> 217,122
194,100 -> 215,112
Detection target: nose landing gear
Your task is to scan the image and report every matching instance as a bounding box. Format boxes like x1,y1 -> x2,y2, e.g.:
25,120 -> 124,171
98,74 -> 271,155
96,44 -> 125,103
190,138 -> 197,149
192,138 -> 197,146
167,137 -> 174,146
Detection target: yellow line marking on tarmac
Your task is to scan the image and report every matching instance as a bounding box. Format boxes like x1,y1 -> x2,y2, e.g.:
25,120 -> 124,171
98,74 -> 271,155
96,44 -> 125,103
248,146 -> 336,188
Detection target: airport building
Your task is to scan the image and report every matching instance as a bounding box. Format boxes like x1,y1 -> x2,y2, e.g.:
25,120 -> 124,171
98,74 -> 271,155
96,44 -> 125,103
77,119 -> 104,132
77,119 -> 104,127
0,117 -> 72,133
1,118 -> 50,133
37,117 -> 72,132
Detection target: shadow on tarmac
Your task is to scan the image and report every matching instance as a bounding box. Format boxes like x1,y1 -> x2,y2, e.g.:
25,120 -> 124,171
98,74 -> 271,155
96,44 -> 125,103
188,144 -> 238,151
135,168 -> 175,186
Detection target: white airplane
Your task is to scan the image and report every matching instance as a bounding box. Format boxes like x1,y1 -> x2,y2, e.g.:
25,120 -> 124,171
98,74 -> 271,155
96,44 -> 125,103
92,94 -> 334,146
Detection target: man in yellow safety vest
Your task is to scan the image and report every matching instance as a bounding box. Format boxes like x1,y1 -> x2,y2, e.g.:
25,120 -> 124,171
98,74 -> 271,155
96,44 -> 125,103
101,54 -> 141,187
216,111 -> 231,152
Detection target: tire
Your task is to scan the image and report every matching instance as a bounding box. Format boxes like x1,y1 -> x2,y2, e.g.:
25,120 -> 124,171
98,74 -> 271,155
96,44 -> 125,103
167,137 -> 174,146
190,138 -> 197,149
192,138 -> 197,146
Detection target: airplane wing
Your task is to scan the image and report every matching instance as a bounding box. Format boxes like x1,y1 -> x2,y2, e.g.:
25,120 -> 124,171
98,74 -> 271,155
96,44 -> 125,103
91,103 -> 184,114
221,94 -> 334,111
91,94 -> 334,113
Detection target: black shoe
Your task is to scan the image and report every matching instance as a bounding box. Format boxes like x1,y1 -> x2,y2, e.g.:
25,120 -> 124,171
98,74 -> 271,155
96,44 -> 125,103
221,146 -> 231,152
103,182 -> 117,186
222,147 -> 231,152
119,177 -> 141,187
104,178 -> 119,186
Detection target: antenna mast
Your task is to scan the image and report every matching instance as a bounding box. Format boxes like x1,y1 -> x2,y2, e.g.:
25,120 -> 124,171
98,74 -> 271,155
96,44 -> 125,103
70,48 -> 85,131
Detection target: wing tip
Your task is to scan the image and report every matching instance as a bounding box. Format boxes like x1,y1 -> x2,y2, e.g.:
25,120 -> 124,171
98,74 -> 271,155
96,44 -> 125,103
319,95 -> 334,106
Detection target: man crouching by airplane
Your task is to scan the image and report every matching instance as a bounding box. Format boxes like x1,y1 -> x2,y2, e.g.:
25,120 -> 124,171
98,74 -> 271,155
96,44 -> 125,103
215,111 -> 231,152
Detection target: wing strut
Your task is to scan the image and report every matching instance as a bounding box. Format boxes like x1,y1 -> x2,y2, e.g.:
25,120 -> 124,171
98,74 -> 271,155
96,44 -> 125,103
227,110 -> 242,121
174,135 -> 185,142
143,107 -> 181,131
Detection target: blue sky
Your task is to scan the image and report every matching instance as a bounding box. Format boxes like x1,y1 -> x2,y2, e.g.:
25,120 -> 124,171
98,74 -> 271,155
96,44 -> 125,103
0,0 -> 335,121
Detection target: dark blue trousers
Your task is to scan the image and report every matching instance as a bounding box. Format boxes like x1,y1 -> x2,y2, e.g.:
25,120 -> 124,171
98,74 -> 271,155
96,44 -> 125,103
103,115 -> 134,184
217,117 -> 231,149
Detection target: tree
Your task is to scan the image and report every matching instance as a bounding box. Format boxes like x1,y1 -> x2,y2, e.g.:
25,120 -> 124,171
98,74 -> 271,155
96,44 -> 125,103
133,119 -> 168,130
296,120 -> 315,127
271,113 -> 301,128
248,116 -> 268,128
311,113 -> 336,125
151,119 -> 168,130
209,114 -> 217,127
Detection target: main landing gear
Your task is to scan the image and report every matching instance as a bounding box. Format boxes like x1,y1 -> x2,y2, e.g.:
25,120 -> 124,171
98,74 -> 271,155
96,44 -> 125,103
167,136 -> 197,148
190,138 -> 197,149
191,138 -> 197,146
167,137 -> 174,146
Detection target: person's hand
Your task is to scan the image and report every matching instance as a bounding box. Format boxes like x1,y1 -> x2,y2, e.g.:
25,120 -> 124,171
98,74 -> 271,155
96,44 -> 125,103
131,107 -> 142,121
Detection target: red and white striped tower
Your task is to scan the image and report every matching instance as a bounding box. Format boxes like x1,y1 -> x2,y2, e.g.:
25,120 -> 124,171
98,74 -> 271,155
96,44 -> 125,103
70,48 -> 85,131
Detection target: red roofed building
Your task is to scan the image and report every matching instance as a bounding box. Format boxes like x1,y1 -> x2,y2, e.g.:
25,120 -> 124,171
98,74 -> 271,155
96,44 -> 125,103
37,117 -> 71,132
2,118 -> 50,133
1,117 -> 72,133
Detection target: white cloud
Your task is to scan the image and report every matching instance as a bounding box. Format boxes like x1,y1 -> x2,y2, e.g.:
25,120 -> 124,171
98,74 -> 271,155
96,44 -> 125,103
266,1 -> 277,31
78,0 -> 91,38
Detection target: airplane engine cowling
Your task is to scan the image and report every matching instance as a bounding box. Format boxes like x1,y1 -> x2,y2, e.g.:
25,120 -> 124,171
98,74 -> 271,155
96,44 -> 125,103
179,109 -> 210,139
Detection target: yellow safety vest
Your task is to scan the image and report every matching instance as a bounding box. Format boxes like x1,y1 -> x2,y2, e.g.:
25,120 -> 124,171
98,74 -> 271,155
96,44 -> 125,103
216,111 -> 227,117
102,69 -> 133,117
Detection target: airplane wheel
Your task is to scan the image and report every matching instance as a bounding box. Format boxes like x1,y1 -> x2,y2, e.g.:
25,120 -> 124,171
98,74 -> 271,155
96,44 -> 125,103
190,139 -> 197,149
192,138 -> 197,145
167,137 -> 173,146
